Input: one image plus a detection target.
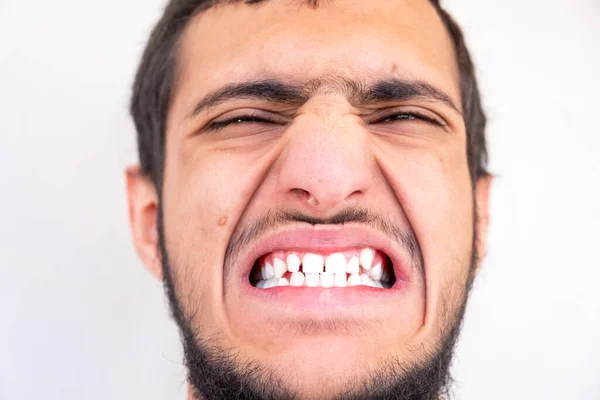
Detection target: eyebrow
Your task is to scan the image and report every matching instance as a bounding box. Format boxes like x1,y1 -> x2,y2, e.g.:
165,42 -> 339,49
186,77 -> 462,120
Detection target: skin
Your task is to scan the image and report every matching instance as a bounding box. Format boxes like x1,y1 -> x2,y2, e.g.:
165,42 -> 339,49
126,0 -> 492,398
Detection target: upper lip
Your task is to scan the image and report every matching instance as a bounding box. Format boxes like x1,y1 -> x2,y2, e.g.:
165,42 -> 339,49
234,223 -> 414,284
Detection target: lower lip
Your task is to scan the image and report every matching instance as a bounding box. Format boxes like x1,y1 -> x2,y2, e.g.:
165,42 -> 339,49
241,280 -> 408,311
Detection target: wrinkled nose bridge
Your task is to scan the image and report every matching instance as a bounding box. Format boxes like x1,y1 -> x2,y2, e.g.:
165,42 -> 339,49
276,110 -> 373,211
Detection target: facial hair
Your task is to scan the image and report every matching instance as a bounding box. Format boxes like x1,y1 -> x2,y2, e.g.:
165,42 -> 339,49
157,207 -> 476,400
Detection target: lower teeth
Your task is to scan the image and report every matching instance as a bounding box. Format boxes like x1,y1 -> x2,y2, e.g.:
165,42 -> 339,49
255,272 -> 391,289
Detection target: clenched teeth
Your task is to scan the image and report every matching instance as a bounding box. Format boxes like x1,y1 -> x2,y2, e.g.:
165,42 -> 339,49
346,256 -> 360,274
325,252 -> 346,274
286,254 -> 301,273
273,258 -> 287,278
252,248 -> 395,289
302,253 -> 324,274
290,271 -> 305,286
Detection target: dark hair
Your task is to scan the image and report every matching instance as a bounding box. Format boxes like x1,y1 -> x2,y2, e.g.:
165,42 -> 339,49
130,0 -> 488,190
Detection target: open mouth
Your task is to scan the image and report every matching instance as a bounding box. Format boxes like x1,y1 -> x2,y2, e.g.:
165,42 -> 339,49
250,247 -> 396,289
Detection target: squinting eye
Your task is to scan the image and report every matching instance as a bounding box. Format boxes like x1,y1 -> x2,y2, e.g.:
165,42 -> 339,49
207,115 -> 276,131
381,113 -> 416,122
376,112 -> 442,127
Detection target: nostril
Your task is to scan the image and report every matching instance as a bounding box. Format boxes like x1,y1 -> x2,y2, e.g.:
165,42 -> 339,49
290,188 -> 312,202
291,188 -> 309,196
347,189 -> 363,199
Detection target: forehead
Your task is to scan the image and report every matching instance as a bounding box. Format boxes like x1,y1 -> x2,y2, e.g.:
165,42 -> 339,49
172,0 -> 459,116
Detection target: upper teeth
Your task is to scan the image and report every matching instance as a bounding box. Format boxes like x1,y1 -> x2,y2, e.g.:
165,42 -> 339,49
263,262 -> 275,280
325,252 -> 346,274
254,248 -> 393,289
346,256 -> 360,274
367,263 -> 383,281
360,248 -> 374,270
286,254 -> 301,273
302,253 -> 324,274
273,258 -> 287,278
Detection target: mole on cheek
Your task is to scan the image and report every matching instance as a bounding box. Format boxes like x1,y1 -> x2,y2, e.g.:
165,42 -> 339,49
217,215 -> 228,227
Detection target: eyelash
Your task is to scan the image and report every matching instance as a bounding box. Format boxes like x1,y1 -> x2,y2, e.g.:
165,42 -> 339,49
376,112 -> 442,126
206,111 -> 441,131
207,115 -> 279,131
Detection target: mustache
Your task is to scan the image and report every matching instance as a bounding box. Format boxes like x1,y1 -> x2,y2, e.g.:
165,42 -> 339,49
224,208 -> 423,272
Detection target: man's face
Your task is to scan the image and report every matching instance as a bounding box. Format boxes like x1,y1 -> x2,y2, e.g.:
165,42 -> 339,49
127,0 -> 491,398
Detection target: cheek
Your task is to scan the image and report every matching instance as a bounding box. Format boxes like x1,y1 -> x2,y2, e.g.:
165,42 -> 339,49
171,136 -> 278,213
380,138 -> 473,241
160,139 -> 276,319
378,140 -> 474,327
402,147 -> 474,268
164,138 -> 265,233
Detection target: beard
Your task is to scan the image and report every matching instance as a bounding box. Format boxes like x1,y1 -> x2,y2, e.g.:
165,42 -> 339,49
157,207 -> 477,400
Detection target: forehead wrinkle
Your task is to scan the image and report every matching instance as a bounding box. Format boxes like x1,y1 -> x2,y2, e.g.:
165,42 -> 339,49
304,74 -> 368,105
294,74 -> 459,112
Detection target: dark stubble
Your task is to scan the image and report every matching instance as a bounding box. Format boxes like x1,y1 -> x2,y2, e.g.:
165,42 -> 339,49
157,207 -> 476,400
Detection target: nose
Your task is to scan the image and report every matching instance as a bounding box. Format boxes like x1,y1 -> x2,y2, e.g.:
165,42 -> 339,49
276,110 -> 373,215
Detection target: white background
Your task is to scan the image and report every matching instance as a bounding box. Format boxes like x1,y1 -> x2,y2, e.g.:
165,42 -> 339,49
1,0 -> 599,399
